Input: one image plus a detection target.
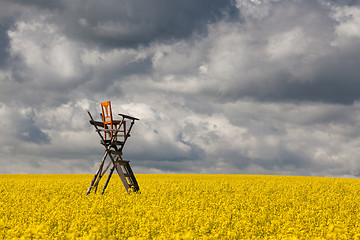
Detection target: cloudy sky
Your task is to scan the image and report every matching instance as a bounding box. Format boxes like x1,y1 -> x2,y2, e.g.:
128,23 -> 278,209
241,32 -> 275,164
1,0 -> 360,176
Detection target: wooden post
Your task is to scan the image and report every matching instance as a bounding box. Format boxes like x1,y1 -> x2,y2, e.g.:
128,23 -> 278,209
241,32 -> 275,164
101,165 -> 115,194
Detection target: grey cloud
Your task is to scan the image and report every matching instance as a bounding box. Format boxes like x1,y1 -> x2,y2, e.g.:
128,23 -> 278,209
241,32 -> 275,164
218,61 -> 360,104
1,0 -> 360,177
18,125 -> 51,144
194,0 -> 360,105
12,109 -> 51,144
0,20 -> 12,68
333,0 -> 360,5
6,0 -> 65,10
118,96 -> 360,176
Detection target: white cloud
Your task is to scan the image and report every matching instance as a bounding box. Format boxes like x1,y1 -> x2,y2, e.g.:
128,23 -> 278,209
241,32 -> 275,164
9,20 -> 84,83
332,5 -> 360,46
267,28 -> 308,60
236,0 -> 273,21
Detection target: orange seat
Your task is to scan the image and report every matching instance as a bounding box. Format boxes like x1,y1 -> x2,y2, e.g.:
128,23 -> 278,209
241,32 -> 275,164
101,101 -> 121,140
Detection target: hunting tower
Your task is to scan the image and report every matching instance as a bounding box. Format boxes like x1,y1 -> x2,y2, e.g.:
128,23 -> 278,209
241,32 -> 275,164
86,101 -> 140,195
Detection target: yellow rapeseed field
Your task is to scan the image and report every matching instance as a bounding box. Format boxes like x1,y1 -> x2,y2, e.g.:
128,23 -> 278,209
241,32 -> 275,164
0,174 -> 360,239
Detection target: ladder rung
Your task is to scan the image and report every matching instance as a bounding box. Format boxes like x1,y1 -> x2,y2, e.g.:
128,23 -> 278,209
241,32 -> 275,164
110,150 -> 122,155
101,140 -> 124,145
97,129 -> 122,133
116,160 -> 130,165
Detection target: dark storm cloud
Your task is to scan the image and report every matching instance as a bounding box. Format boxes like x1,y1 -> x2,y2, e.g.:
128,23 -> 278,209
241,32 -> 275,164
6,0 -> 65,10
220,57 -> 360,105
267,47 -> 360,105
18,124 -> 51,144
65,0 -> 238,48
334,0 -> 360,5
10,109 -> 51,144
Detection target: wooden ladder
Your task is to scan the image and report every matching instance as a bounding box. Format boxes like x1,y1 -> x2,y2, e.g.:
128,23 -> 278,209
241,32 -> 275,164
114,160 -> 140,193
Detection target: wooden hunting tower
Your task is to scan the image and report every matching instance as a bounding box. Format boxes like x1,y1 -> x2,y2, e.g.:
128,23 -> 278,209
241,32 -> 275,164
86,101 -> 140,195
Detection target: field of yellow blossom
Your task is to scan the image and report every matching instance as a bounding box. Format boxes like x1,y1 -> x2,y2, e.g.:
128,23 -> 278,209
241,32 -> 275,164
1,174 -> 360,239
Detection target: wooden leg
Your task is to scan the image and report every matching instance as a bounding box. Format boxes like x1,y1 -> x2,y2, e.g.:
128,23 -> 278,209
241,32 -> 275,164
101,165 -> 115,194
86,150 -> 108,195
94,160 -> 112,193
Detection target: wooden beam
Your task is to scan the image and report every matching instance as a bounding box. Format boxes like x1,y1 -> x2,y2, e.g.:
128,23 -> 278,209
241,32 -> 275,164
118,114 -> 139,121
89,120 -> 104,128
96,129 -> 122,132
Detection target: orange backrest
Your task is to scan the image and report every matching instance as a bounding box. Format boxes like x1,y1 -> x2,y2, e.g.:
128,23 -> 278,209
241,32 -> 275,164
101,101 -> 113,124
101,101 -> 114,140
